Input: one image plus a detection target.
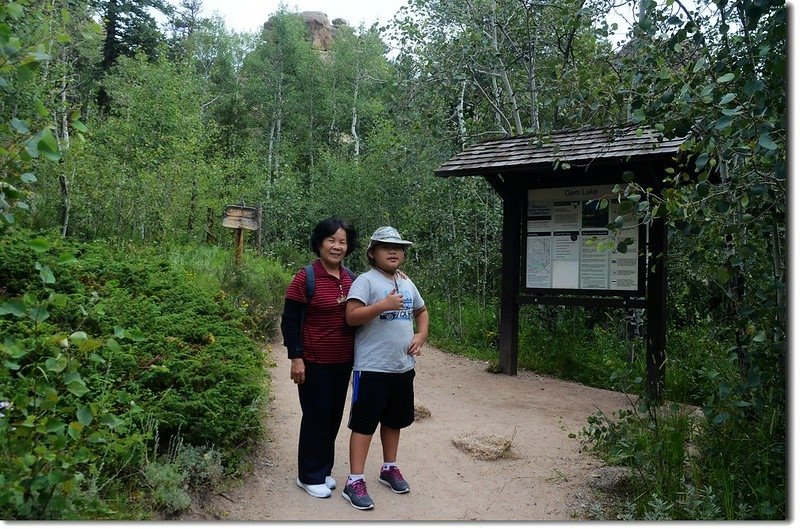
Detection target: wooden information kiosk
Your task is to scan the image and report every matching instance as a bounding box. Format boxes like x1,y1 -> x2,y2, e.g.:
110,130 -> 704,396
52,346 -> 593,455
435,127 -> 685,400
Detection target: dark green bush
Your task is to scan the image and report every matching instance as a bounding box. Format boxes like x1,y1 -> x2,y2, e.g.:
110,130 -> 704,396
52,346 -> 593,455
166,244 -> 293,343
219,253 -> 292,342
0,229 -> 268,519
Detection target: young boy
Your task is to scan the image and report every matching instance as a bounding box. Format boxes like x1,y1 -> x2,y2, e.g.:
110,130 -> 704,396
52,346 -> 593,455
341,226 -> 429,510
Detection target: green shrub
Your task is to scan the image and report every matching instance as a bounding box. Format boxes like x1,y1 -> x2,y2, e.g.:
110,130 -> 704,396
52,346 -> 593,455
580,369 -> 784,520
0,229 -> 268,519
262,239 -> 315,273
143,461 -> 191,515
219,252 -> 292,342
426,295 -> 497,362
515,306 -> 633,388
140,430 -> 224,517
580,403 -> 700,519
166,244 -> 292,343
172,444 -> 224,492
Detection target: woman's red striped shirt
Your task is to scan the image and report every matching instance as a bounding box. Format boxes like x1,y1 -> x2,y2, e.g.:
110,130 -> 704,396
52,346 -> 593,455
285,260 -> 355,364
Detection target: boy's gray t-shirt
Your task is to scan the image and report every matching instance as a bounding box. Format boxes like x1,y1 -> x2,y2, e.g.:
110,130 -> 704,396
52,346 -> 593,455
347,268 -> 425,373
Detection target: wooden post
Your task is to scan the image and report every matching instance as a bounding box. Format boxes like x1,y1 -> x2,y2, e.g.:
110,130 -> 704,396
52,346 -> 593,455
234,227 -> 244,267
499,186 -> 521,375
645,214 -> 667,401
222,204 -> 259,265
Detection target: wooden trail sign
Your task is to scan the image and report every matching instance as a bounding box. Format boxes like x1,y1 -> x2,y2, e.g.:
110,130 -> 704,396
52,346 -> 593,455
222,205 -> 259,231
222,205 -> 260,266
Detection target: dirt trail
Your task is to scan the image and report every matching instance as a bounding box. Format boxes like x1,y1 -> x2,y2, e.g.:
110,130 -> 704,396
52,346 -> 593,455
184,342 -> 634,521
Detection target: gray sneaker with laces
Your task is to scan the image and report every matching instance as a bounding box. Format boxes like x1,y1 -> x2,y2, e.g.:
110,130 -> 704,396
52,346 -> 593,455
378,466 -> 410,493
342,478 -> 375,510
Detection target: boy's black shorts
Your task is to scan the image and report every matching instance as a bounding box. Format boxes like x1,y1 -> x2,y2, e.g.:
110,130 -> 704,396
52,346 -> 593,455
348,369 -> 415,435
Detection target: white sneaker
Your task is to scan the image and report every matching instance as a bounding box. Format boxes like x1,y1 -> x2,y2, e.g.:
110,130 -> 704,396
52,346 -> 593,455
325,476 -> 337,489
296,478 -> 331,498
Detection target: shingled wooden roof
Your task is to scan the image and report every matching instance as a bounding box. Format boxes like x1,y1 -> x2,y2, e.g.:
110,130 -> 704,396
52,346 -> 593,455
435,126 -> 686,178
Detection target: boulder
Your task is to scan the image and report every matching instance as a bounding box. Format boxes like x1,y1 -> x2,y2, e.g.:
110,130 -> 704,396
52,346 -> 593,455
588,466 -> 631,492
299,11 -> 333,51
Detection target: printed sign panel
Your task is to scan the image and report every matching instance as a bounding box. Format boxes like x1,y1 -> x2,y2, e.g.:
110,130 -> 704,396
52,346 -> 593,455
525,185 -> 642,292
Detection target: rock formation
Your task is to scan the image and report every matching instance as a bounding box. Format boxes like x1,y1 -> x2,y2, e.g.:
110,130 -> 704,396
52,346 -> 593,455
298,11 -> 333,51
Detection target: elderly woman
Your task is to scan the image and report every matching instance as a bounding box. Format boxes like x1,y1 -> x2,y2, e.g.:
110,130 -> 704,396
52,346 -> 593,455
280,217 -> 358,498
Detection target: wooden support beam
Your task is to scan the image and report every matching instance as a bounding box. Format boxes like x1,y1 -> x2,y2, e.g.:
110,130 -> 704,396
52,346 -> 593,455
498,186 -> 521,375
646,214 -> 667,401
517,295 -> 647,309
485,174 -> 511,201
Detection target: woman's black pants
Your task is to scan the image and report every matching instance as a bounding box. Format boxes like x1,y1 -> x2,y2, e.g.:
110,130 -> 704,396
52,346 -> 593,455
296,361 -> 352,485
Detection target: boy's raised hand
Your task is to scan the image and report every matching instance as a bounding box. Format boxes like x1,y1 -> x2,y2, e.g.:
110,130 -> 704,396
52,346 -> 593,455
382,289 -> 405,311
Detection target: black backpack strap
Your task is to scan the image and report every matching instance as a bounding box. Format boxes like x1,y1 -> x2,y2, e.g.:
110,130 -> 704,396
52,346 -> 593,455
306,263 -> 356,303
304,264 -> 315,302
342,265 -> 357,282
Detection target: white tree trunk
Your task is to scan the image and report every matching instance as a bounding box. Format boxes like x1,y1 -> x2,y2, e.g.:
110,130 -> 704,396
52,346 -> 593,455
528,31 -> 540,133
59,169 -> 71,238
490,75 -> 507,132
274,78 -> 283,181
351,73 -> 361,159
267,119 -> 275,182
57,51 -> 71,237
491,1 -> 523,134
456,80 -> 468,148
60,70 -> 70,149
328,77 -> 338,142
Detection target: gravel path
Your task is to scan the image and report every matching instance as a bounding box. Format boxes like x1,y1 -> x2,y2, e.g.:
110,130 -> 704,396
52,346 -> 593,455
182,342 -> 633,521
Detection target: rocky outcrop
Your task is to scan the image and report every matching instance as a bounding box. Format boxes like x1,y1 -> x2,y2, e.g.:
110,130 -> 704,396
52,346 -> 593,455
299,11 -> 333,51
263,11 -> 351,53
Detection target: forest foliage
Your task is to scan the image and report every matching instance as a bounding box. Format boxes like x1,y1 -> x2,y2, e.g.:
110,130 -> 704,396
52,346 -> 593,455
0,0 -> 786,520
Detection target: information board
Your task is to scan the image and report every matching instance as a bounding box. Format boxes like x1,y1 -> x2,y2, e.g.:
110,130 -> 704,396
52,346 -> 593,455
525,185 -> 642,292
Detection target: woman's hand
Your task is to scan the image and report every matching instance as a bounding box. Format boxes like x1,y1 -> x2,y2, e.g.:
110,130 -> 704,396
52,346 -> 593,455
290,358 -> 306,384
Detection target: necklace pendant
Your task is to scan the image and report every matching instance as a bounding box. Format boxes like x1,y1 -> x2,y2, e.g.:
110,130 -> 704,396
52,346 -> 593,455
337,295 -> 347,304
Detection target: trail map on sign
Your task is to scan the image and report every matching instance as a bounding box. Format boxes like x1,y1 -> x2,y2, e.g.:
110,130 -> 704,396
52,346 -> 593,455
526,234 -> 552,288
525,185 -> 640,291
